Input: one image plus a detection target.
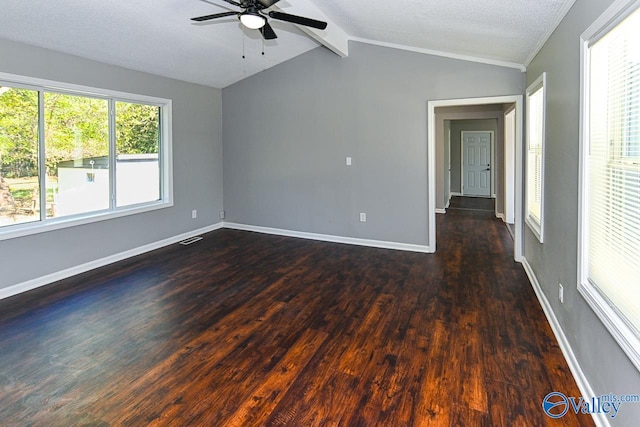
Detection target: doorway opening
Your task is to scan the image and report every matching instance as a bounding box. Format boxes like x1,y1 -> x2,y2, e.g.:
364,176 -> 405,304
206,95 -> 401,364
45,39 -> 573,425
428,95 -> 524,261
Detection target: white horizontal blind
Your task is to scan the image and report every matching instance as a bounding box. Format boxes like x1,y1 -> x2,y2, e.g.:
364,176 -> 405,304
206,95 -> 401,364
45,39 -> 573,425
587,8 -> 640,337
526,74 -> 545,241
527,87 -> 544,226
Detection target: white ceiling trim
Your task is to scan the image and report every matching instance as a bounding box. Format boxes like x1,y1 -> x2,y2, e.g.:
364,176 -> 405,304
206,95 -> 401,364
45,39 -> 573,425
273,0 -> 349,57
524,0 -> 577,66
349,37 -> 526,72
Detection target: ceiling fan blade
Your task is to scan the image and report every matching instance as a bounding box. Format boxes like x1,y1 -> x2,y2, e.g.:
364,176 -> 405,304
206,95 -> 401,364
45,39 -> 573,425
268,11 -> 327,30
256,0 -> 281,7
191,11 -> 238,22
260,22 -> 278,40
219,0 -> 242,6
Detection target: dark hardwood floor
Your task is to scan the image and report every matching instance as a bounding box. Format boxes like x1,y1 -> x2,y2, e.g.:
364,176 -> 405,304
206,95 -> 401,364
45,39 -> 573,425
448,196 -> 494,212
0,209 -> 593,426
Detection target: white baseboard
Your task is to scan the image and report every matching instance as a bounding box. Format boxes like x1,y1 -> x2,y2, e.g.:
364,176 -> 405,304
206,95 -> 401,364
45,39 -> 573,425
451,192 -> 463,197
435,208 -> 447,214
496,212 -> 505,221
223,222 -> 434,254
505,222 -> 515,239
521,258 -> 608,427
0,223 -> 224,301
1,221 -> 434,302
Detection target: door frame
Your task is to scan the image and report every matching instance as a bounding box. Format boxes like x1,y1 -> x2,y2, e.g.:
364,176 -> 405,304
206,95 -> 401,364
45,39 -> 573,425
460,130 -> 494,198
428,95 -> 524,262
504,105 -> 517,224
446,123 -> 452,208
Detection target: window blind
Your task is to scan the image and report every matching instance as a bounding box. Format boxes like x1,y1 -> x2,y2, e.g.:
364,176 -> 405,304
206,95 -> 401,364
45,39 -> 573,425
527,87 -> 544,226
526,73 -> 546,242
587,8 -> 640,336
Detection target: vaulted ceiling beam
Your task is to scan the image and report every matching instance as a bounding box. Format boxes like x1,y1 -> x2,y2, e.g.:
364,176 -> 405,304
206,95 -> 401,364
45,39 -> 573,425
272,0 -> 349,57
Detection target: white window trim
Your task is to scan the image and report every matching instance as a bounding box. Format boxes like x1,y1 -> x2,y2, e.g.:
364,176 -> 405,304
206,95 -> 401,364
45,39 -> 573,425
0,71 -> 173,242
578,0 -> 640,372
525,72 -> 546,243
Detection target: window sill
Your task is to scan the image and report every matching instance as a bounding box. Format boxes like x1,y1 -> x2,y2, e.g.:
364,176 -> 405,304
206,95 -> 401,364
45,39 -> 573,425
525,215 -> 544,243
579,280 -> 640,372
0,200 -> 173,242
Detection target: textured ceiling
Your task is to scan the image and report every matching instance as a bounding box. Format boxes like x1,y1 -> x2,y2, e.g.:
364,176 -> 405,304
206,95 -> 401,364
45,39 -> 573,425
0,0 -> 320,88
0,0 -> 574,88
314,0 -> 571,66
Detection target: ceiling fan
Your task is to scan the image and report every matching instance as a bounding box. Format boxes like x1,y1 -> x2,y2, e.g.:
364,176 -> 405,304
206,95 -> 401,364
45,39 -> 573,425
191,0 -> 328,40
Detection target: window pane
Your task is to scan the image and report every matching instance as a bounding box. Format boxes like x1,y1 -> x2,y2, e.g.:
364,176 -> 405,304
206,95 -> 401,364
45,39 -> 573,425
587,8 -> 640,335
527,85 -> 544,228
115,101 -> 160,207
0,85 -> 40,227
44,93 -> 109,218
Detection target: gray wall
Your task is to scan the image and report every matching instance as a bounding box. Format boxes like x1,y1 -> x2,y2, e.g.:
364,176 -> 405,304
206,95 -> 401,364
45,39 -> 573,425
222,41 -> 523,246
526,0 -> 640,424
0,39 -> 224,290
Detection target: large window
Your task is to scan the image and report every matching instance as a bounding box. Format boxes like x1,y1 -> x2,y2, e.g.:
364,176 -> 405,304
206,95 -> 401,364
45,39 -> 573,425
579,0 -> 640,371
0,73 -> 171,240
526,73 -> 546,242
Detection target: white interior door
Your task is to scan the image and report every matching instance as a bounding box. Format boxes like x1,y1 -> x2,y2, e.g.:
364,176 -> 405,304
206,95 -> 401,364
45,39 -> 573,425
462,132 -> 491,197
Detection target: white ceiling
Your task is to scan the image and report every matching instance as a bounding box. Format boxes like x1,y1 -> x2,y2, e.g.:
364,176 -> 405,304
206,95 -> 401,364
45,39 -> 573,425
0,0 -> 574,88
316,0 -> 573,67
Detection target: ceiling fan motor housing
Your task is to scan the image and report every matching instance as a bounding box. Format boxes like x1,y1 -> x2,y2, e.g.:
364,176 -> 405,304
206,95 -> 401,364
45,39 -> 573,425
239,7 -> 266,29
191,0 -> 327,41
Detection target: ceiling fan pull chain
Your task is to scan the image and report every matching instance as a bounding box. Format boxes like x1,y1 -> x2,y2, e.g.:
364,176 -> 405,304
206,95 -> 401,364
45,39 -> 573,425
242,33 -> 246,59
262,38 -> 265,56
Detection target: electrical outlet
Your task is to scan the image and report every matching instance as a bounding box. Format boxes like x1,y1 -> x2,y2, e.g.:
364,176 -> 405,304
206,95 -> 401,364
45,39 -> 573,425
346,157 -> 352,166
219,210 -> 225,219
360,212 -> 367,222
192,209 -> 197,219
559,283 -> 564,304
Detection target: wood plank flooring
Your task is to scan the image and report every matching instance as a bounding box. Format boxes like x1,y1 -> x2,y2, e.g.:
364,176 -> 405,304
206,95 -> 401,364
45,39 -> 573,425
448,196 -> 494,212
0,208 -> 594,426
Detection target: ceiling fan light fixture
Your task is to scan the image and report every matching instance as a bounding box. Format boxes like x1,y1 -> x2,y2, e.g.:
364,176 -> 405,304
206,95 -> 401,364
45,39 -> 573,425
240,11 -> 266,29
